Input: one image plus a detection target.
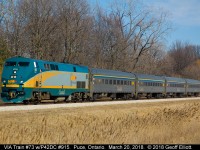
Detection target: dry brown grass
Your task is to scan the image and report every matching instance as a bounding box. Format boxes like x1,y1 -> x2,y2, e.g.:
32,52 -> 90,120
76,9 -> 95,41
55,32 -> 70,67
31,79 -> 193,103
0,100 -> 200,144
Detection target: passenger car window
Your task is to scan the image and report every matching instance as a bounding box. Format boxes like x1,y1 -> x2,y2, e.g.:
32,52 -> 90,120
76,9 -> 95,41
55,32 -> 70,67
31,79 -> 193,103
105,79 -> 108,84
102,79 -> 105,84
113,80 -> 116,85
109,80 -> 113,84
124,81 -> 127,85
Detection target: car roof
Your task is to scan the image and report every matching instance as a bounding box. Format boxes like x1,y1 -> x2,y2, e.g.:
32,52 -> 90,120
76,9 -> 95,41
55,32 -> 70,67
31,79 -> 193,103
91,68 -> 135,78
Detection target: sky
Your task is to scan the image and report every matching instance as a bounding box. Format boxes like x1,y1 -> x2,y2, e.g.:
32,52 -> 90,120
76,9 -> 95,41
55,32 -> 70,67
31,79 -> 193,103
88,0 -> 200,48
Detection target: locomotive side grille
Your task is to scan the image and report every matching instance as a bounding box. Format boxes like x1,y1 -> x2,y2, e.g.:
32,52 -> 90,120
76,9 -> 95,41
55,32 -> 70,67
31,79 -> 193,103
77,81 -> 86,88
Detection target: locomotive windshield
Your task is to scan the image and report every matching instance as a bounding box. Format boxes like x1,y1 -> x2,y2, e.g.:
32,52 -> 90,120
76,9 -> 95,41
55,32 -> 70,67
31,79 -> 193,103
5,61 -> 30,67
5,61 -> 17,66
18,62 -> 30,67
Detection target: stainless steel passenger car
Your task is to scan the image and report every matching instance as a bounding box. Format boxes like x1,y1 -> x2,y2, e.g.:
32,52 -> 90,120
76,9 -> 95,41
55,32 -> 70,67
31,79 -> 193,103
165,77 -> 186,97
90,68 -> 136,100
135,74 -> 165,98
186,79 -> 200,96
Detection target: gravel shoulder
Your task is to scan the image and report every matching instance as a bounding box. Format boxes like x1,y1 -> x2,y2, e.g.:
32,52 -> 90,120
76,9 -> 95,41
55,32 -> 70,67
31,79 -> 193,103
0,97 -> 199,112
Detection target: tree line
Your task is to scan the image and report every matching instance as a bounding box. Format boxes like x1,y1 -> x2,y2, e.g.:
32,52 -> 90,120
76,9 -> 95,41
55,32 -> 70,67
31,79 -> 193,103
0,0 -> 200,80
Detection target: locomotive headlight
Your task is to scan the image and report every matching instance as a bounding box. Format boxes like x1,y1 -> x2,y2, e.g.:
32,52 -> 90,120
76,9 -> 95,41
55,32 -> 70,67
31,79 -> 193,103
11,76 -> 14,78
3,80 -> 6,83
13,76 -> 16,78
20,81 -> 23,83
13,71 -> 17,74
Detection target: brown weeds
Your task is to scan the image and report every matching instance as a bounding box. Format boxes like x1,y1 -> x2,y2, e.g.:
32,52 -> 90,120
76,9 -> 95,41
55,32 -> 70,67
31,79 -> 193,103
0,100 -> 199,144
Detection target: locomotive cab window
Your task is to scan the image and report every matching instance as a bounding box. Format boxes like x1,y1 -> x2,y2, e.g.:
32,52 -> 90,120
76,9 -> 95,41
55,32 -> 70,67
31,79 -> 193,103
18,62 -> 30,67
47,64 -> 50,70
73,67 -> 76,72
55,65 -> 59,70
5,61 -> 16,66
44,64 -> 48,69
50,64 -> 55,70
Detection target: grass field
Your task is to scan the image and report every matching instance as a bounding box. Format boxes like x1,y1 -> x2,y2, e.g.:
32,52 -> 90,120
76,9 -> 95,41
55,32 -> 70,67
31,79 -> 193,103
0,100 -> 199,144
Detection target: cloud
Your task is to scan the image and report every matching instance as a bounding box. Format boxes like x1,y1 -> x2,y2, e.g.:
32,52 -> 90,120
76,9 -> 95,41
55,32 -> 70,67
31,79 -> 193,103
145,0 -> 200,26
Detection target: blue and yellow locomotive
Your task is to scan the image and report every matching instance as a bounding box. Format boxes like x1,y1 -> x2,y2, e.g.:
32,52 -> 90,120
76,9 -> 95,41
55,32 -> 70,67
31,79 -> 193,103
1,56 -> 89,104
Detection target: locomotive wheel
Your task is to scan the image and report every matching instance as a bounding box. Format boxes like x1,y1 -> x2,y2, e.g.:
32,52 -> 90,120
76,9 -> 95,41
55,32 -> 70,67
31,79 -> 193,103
72,97 -> 77,103
147,94 -> 152,99
34,100 -> 38,105
34,99 -> 41,105
54,99 -> 58,104
86,96 -> 92,102
23,100 -> 29,105
111,97 -> 115,101
64,96 -> 69,103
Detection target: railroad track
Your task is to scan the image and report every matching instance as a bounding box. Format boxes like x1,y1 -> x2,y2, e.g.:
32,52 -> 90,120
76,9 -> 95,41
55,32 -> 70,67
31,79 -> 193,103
0,97 -> 200,112
0,96 -> 175,107
0,98 -> 118,107
0,96 -> 148,106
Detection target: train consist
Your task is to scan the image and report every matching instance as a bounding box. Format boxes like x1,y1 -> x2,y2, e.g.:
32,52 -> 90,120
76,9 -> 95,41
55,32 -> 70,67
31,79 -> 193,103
1,56 -> 200,104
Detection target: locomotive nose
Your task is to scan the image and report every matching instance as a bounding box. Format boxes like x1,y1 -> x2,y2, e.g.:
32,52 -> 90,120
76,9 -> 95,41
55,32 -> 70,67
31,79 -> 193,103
2,69 -> 22,85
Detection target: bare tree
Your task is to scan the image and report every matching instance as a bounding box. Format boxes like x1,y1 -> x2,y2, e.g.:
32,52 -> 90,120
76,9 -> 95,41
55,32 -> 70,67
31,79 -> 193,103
91,0 -> 170,72
0,38 -> 10,73
0,0 -> 56,58
3,0 -> 29,56
183,60 -> 200,80
169,41 -> 198,76
23,0 -> 58,59
0,1 -> 5,25
55,0 -> 90,63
